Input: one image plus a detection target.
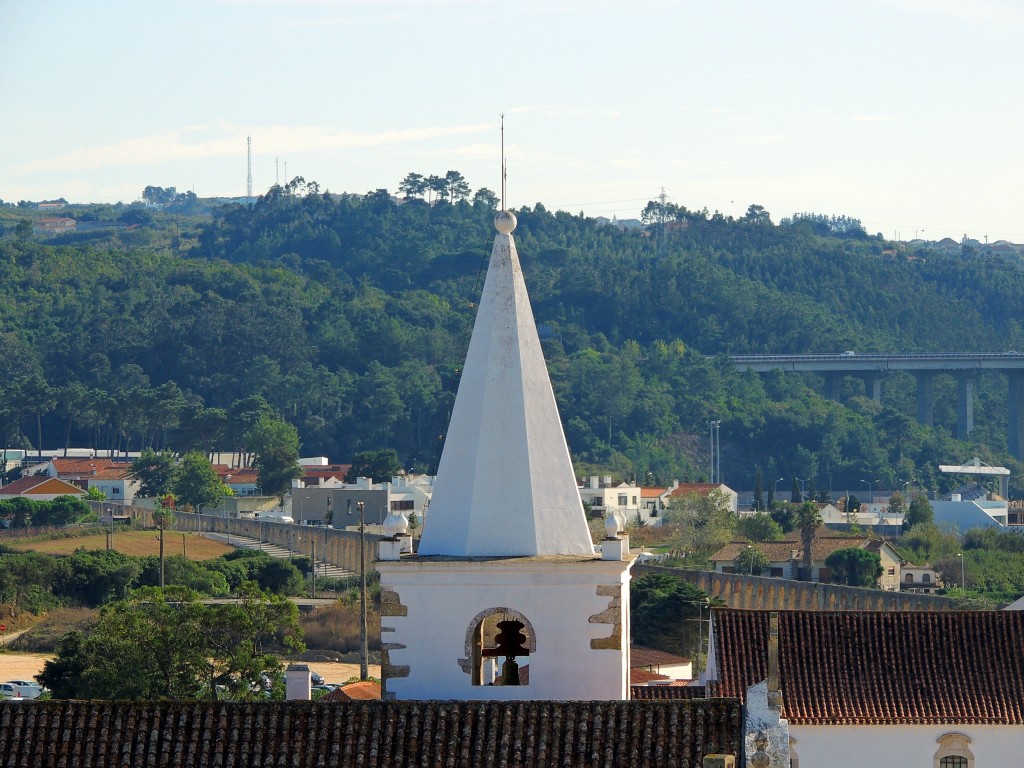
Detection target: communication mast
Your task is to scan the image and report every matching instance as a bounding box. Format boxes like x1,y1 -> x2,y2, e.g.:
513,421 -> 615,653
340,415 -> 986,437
246,137 -> 253,198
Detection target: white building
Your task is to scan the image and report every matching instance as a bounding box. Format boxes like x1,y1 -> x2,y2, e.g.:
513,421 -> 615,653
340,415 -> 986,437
705,609 -> 1024,767
377,211 -> 634,701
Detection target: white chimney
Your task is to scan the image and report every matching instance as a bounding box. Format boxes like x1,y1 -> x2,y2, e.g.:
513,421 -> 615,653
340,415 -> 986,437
285,664 -> 312,701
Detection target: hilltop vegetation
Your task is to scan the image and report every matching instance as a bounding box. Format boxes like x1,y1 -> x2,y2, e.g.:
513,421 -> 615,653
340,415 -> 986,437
2,182 -> 1024,494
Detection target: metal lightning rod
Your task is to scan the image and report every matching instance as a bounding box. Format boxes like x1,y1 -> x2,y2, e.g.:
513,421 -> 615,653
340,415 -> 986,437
500,113 -> 506,211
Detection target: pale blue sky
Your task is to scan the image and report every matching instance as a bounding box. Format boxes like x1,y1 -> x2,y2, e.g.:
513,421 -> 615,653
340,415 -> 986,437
3,0 -> 1023,240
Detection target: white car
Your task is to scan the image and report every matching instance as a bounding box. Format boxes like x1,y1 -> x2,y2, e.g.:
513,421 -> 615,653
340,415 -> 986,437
0,681 -> 44,699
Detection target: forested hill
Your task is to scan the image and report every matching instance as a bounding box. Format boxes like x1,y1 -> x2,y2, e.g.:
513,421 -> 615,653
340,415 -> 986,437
3,185 -> 1024,495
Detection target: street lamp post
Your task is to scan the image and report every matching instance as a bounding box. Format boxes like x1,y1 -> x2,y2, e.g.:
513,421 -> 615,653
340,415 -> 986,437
352,500 -> 368,681
796,477 -> 808,501
957,552 -> 965,590
773,477 -> 785,496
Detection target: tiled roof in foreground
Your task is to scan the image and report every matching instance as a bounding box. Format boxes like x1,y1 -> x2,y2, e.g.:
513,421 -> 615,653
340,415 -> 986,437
0,699 -> 741,768
712,609 -> 1024,725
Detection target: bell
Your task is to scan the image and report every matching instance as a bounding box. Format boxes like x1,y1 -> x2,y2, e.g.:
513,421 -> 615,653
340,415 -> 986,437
492,619 -> 529,658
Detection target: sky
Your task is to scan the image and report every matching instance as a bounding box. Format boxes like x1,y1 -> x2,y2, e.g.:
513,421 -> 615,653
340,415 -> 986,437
3,0 -> 1024,242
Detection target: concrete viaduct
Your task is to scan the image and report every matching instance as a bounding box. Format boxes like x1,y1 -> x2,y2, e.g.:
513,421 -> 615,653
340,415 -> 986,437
729,353 -> 1024,458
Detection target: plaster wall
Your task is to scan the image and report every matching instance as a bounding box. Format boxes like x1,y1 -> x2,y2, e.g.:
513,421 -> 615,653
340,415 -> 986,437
789,724 -> 1024,767
378,557 -> 632,701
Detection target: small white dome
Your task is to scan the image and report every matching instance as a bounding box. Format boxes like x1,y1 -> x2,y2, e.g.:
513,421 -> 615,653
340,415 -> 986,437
383,510 -> 409,538
494,210 -> 517,234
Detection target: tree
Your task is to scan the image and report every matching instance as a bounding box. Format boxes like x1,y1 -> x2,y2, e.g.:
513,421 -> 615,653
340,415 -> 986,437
661,489 -> 736,562
734,545 -> 771,576
903,493 -> 934,532
247,415 -> 303,499
825,547 -> 882,587
753,468 -> 765,511
796,501 -> 823,581
38,584 -> 304,700
737,512 -> 783,542
398,173 -> 426,200
631,573 -> 712,657
472,187 -> 499,209
886,490 -> 908,520
172,451 -> 225,511
443,171 -> 470,204
346,448 -> 402,484
790,477 -> 802,504
131,448 -> 178,498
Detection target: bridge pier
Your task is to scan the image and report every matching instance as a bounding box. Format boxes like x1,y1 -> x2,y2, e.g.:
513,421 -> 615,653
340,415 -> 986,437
957,373 -> 974,440
915,373 -> 935,426
862,374 -> 882,404
825,374 -> 843,402
1010,372 -> 1024,459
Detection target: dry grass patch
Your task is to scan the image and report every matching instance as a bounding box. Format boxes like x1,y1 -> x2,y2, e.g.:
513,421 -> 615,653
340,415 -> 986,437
8,531 -> 232,560
300,601 -> 381,654
9,607 -> 99,653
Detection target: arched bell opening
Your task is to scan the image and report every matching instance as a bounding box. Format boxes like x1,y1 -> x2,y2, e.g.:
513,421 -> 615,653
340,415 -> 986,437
462,607 -> 536,686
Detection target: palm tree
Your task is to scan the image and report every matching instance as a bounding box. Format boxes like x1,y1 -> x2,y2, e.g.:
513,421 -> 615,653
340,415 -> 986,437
796,501 -> 823,581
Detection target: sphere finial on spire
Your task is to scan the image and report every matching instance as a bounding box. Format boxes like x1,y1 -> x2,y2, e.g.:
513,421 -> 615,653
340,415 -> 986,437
494,210 -> 517,235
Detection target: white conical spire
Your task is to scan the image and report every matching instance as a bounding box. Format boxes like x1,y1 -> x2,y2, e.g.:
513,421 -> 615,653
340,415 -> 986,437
417,211 -> 594,557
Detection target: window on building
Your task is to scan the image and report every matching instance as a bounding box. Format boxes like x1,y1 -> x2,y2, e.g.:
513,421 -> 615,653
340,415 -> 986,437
618,495 -> 628,506
887,567 -> 895,575
906,573 -> 914,582
934,732 -> 973,768
922,573 -> 931,583
390,500 -> 414,511
632,496 -> 637,505
465,608 -> 534,687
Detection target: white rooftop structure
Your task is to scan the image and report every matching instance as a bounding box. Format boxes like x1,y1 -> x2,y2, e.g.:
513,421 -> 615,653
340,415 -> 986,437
417,210 -> 593,557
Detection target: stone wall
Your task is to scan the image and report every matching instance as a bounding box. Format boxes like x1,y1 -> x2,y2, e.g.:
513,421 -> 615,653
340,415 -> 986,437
634,565 -> 956,611
108,504 -> 381,575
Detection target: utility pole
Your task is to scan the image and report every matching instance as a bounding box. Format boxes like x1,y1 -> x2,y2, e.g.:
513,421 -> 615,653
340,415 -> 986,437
357,501 -> 368,680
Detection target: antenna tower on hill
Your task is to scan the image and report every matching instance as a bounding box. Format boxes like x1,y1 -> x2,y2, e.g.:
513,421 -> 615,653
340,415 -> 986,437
246,137 -> 253,198
500,113 -> 506,211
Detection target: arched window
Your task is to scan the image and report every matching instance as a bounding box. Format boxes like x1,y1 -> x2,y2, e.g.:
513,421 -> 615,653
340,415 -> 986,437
905,573 -> 914,582
934,733 -> 973,768
460,608 -> 536,686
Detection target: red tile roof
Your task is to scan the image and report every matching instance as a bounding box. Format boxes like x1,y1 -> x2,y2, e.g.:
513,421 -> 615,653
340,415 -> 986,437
0,699 -> 742,767
668,483 -> 723,497
50,458 -> 119,477
0,476 -> 85,496
630,668 -> 670,685
641,487 -> 667,498
631,644 -> 691,669
321,680 -> 381,701
711,609 -> 1024,725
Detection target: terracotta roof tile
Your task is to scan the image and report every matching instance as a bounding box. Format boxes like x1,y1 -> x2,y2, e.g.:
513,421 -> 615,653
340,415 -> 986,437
711,609 -> 1024,725
632,685 -> 709,700
0,699 -> 742,767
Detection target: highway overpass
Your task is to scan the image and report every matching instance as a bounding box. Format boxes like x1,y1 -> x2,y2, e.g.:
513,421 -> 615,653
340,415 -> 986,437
729,353 -> 1024,458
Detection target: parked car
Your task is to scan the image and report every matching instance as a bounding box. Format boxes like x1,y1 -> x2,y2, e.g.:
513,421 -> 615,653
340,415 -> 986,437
0,681 -> 44,699
311,671 -> 324,686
